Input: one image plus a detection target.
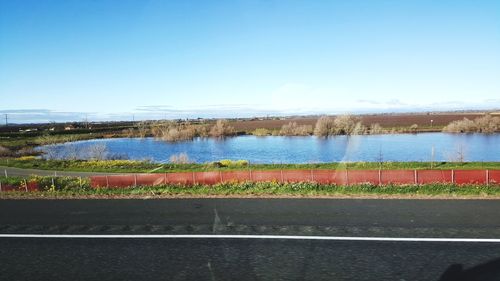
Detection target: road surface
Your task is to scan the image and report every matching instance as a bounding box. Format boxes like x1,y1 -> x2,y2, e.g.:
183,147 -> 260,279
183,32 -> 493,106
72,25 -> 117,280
1,199 -> 500,280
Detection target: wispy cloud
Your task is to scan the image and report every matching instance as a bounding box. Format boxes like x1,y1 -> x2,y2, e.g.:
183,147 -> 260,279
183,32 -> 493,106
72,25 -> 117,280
2,97 -> 500,124
0,109 -> 93,123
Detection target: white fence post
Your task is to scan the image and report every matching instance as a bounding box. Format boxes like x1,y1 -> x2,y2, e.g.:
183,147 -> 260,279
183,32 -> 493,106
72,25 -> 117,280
486,170 -> 490,186
346,169 -> 349,186
451,170 -> 455,184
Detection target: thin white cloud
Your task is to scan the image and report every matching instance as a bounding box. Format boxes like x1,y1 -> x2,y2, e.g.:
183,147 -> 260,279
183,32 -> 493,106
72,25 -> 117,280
2,97 -> 500,124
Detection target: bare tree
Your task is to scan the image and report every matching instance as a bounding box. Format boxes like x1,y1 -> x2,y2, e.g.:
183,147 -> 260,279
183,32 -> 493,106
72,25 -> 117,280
64,144 -> 79,160
42,145 -> 60,160
313,116 -> 335,136
410,124 -> 418,133
443,115 -> 500,133
333,115 -> 359,135
351,122 -> 367,135
444,144 -> 467,163
456,144 -> 466,163
474,114 -> 500,133
210,119 -> 235,137
137,121 -> 149,138
86,144 -> 109,160
279,122 -> 312,136
369,123 -> 385,134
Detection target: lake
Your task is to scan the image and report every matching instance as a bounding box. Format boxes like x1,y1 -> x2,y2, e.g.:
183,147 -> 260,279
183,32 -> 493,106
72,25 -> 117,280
37,133 -> 500,163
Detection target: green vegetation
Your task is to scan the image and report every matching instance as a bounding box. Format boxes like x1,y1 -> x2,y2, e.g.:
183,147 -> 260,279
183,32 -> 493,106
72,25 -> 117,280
1,158 -> 499,173
1,177 -> 499,198
217,159 -> 249,167
252,128 -> 274,136
0,133 -> 103,150
0,176 -> 90,191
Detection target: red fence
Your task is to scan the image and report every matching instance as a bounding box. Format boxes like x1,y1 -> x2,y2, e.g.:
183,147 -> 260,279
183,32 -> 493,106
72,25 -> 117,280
90,169 -> 500,188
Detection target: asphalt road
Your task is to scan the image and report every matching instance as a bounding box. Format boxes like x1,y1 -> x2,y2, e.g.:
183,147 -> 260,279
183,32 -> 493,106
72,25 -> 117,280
1,199 -> 500,280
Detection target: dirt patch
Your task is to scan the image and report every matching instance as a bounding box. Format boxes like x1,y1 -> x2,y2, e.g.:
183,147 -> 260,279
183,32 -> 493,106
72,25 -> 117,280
230,113 -> 491,131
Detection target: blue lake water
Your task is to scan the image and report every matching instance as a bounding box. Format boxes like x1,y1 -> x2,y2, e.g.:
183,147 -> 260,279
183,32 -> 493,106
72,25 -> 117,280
38,133 -> 500,163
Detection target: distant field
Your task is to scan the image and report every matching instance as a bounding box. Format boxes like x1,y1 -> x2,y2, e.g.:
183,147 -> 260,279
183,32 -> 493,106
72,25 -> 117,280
230,113 -> 494,131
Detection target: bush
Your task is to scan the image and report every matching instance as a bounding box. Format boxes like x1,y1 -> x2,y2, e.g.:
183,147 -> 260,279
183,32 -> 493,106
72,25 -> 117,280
0,146 -> 13,157
474,115 -> 500,133
196,125 -> 210,138
214,159 -> 248,167
136,121 -> 150,138
210,120 -> 235,137
313,116 -> 335,136
369,123 -> 385,134
122,128 -> 136,137
16,147 -> 38,157
252,128 -> 271,136
333,115 -> 359,135
151,121 -> 197,141
351,122 -> 367,135
443,115 -> 500,133
279,122 -> 312,136
313,115 -> 367,136
164,126 -> 197,141
17,156 -> 37,161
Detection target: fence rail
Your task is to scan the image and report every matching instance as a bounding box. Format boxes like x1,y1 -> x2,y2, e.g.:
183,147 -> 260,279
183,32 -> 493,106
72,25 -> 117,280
90,169 -> 500,188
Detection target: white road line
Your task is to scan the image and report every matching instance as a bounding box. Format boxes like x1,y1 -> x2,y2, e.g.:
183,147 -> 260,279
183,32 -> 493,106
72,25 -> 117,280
0,234 -> 500,242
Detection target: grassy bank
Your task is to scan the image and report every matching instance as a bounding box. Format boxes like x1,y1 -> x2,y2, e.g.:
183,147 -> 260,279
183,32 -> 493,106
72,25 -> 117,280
0,177 -> 499,199
1,158 -> 500,173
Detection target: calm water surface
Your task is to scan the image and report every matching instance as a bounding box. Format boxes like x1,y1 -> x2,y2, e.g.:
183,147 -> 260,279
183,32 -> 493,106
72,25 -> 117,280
38,133 -> 500,163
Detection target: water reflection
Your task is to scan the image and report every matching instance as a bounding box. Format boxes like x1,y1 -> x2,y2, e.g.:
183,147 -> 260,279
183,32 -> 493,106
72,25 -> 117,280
37,133 -> 500,163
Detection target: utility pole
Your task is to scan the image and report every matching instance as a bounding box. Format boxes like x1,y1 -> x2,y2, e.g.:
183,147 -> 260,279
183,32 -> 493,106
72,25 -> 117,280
4,114 -> 7,126
84,114 -> 90,129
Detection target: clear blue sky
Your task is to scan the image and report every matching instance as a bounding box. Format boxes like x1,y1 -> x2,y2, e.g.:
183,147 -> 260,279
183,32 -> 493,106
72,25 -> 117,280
1,0 -> 499,123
